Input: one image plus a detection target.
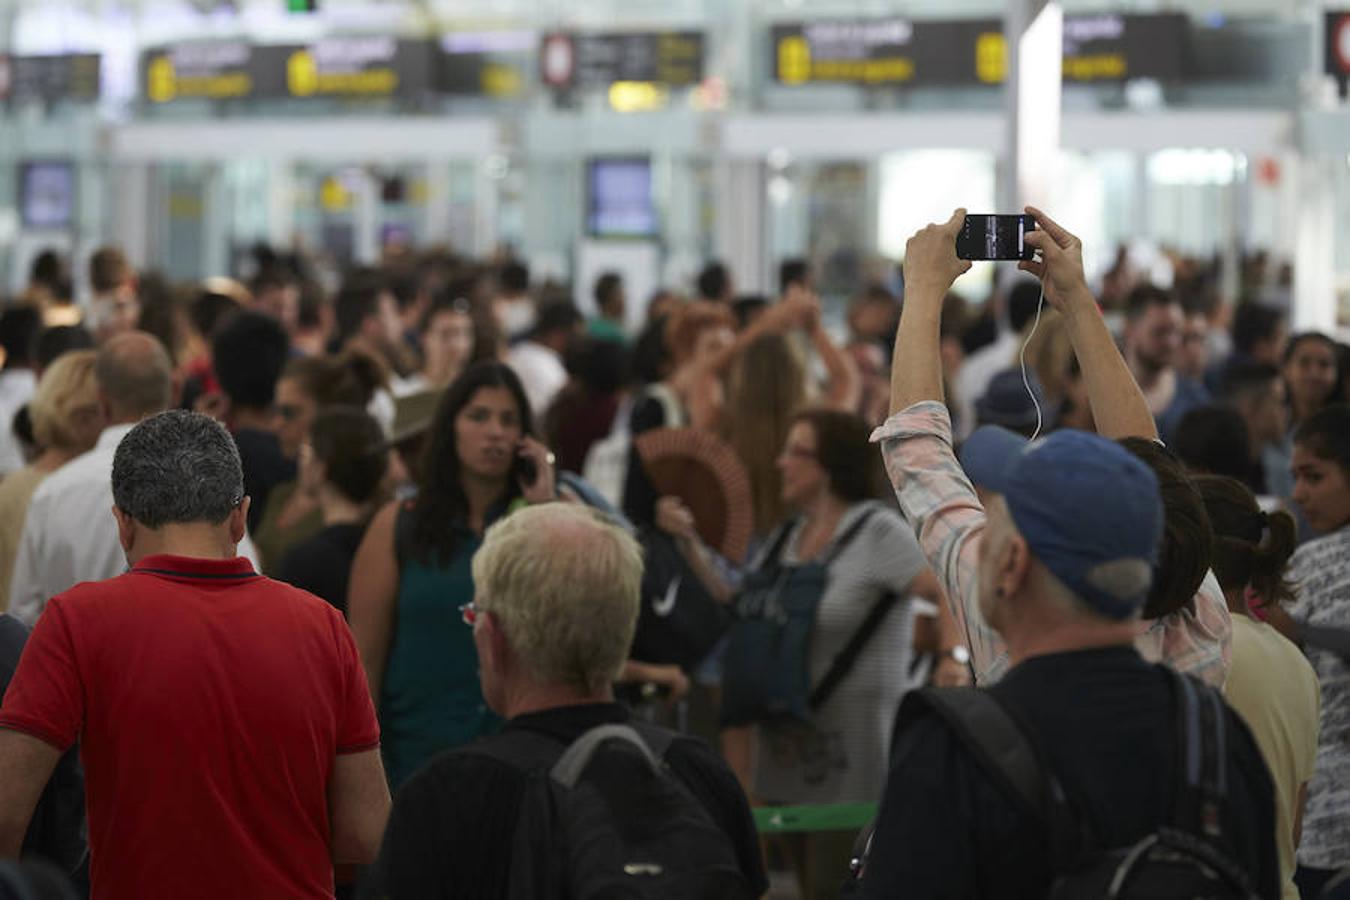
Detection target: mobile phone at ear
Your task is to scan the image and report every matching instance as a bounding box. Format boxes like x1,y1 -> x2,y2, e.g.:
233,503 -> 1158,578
513,453 -> 538,487
956,214 -> 1037,261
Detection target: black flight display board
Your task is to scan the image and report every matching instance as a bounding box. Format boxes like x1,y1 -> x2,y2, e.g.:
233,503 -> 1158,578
771,19 -> 1002,87
771,13 -> 1189,87
264,37 -> 432,100
1061,13 -> 1188,82
142,38 -> 431,104
1327,11 -> 1350,94
542,31 -> 705,90
436,32 -> 531,98
1,54 -> 101,105
142,42 -> 257,104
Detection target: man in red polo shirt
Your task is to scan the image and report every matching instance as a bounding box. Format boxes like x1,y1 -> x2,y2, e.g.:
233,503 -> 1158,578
0,409 -> 390,898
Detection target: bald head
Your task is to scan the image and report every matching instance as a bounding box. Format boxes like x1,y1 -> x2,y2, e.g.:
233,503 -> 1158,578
95,331 -> 173,424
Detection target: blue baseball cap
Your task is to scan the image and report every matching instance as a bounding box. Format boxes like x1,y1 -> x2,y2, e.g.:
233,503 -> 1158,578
959,426 -> 1164,620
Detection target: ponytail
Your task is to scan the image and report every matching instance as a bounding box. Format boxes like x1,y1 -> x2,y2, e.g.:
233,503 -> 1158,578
1248,508 -> 1299,609
1194,475 -> 1299,609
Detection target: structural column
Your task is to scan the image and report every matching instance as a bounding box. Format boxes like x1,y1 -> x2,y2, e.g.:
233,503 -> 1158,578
1292,155 -> 1337,333
999,0 -> 1063,213
714,157 -> 767,295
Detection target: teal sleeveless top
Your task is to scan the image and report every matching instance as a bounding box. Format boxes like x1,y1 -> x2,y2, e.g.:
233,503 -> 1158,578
379,504 -> 501,789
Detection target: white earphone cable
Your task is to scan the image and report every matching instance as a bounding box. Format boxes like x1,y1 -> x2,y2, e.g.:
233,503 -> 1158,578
1018,284 -> 1048,442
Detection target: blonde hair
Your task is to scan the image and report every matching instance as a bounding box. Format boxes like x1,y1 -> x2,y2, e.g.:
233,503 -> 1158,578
472,503 -> 644,694
666,301 -> 735,366
30,350 -> 99,451
723,332 -> 807,534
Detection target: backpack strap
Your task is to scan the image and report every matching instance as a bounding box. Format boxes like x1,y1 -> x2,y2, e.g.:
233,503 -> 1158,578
807,507 -> 894,711
1168,669 -> 1229,840
759,519 -> 799,568
910,688 -> 1050,821
550,724 -> 665,789
808,587 -> 898,711
822,507 -> 879,567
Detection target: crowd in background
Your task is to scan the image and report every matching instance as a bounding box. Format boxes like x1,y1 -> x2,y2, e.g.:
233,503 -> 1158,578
0,220 -> 1345,900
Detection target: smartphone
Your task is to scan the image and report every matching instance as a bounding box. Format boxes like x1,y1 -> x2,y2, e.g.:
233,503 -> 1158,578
513,451 -> 538,487
956,214 -> 1037,261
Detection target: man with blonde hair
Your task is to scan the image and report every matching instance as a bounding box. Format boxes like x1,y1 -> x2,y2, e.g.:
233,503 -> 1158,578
366,503 -> 766,900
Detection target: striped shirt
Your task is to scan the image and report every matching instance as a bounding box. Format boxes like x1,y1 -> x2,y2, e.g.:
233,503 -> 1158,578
870,401 -> 1231,688
753,500 -> 925,806
1288,527 -> 1350,869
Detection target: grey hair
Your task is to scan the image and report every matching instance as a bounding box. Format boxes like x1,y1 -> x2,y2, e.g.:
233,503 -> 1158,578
112,410 -> 245,528
472,503 -> 644,694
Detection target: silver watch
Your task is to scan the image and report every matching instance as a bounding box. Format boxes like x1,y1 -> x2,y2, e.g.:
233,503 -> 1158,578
942,645 -> 971,665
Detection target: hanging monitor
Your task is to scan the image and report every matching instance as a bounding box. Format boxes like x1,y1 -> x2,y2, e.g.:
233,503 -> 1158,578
586,157 -> 656,239
19,160 -> 75,229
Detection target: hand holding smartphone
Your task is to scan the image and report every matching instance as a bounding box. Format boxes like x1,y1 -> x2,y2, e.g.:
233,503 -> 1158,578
513,436 -> 556,504
956,214 -> 1038,261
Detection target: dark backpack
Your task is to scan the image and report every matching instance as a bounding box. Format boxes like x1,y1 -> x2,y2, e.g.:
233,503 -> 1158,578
721,507 -> 897,727
630,526 -> 732,671
848,669 -> 1259,899
474,722 -> 755,900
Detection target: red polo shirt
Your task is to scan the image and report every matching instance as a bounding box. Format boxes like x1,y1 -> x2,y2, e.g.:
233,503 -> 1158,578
0,554 -> 379,900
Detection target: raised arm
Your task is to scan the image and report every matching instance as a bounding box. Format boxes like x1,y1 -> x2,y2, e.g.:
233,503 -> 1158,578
889,209 -> 971,415
702,300 -> 795,379
656,497 -> 734,603
1021,207 -> 1157,441
801,292 -> 862,412
347,501 -> 401,707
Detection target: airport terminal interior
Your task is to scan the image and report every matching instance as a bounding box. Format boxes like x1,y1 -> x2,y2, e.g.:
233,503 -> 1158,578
1,1 -> 1350,898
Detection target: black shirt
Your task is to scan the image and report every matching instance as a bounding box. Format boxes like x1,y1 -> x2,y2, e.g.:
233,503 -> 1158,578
620,394 -> 669,528
861,647 -> 1280,900
232,428 -> 296,533
363,702 -> 768,900
274,523 -> 367,617
0,615 -> 86,876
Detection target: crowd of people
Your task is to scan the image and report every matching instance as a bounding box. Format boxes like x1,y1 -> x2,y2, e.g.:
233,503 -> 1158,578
0,208 -> 1343,900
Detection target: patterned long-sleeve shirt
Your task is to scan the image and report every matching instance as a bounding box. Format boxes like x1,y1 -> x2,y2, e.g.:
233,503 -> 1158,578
871,401 -> 1231,687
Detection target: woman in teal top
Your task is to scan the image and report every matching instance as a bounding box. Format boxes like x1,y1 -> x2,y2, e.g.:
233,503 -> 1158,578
349,361 -> 557,789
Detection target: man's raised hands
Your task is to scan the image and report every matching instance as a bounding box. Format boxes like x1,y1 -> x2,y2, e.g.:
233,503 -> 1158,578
1019,206 -> 1094,317
903,208 -> 972,299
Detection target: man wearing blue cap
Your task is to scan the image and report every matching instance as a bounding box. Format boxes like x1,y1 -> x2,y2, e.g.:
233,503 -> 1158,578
873,208 -> 1230,688
858,210 -> 1278,898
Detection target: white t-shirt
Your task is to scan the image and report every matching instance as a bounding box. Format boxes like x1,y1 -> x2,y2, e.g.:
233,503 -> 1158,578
0,369 -> 36,477
506,341 -> 567,419
754,501 -> 928,806
953,331 -> 1020,440
8,424 -> 260,624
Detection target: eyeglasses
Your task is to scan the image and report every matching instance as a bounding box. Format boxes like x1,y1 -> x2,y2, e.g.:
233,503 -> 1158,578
459,602 -> 477,627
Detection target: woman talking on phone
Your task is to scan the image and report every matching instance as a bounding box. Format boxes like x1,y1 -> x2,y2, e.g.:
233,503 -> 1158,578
348,361 -> 557,789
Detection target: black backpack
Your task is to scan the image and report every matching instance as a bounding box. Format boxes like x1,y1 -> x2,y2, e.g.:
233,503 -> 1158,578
629,526 -> 732,671
474,722 -> 756,900
848,669 -> 1259,899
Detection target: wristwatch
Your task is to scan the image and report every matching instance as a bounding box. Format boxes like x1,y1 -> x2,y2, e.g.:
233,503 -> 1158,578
941,645 -> 971,665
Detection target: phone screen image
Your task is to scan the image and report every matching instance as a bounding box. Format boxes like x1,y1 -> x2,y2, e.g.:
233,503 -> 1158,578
956,214 -> 1036,261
